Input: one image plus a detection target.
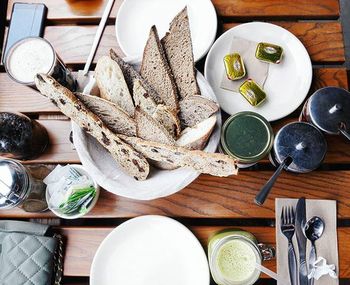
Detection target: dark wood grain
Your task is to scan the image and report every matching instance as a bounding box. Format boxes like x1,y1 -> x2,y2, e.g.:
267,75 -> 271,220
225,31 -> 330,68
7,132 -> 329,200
223,22 -> 345,63
213,0 -> 340,19
58,226 -> 350,277
6,0 -> 340,22
2,170 -> 350,219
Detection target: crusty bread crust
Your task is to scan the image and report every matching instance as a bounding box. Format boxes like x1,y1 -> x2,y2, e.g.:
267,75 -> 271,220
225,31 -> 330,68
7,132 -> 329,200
119,135 -> 238,177
162,7 -> 200,99
140,26 -> 179,112
179,95 -> 219,127
75,93 -> 136,137
35,74 -> 150,180
135,107 -> 175,145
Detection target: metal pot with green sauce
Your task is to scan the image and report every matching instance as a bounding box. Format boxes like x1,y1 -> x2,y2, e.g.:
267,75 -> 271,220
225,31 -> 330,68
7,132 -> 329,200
208,229 -> 275,285
220,112 -> 274,167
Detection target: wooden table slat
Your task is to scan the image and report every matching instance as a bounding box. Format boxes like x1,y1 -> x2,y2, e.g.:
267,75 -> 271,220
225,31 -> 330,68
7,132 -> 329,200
59,225 -> 350,277
2,169 -> 350,219
0,67 -> 347,113
6,0 -> 340,22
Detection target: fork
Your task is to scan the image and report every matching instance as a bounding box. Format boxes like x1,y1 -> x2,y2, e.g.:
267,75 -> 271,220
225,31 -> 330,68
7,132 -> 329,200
281,206 -> 298,285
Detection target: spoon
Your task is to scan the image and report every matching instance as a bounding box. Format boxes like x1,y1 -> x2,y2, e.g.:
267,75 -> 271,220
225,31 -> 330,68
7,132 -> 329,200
304,216 -> 325,285
255,156 -> 293,205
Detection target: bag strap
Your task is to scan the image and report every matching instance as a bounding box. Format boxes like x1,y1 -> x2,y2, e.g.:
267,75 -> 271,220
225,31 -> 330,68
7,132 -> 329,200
53,234 -> 64,285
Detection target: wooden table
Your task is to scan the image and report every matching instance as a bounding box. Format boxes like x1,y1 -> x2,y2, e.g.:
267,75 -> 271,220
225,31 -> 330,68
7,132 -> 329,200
1,0 -> 349,284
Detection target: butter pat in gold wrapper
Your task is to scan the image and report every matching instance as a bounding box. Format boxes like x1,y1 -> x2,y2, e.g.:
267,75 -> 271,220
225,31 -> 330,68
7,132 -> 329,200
239,79 -> 267,106
223,53 -> 246,80
255,42 -> 283,64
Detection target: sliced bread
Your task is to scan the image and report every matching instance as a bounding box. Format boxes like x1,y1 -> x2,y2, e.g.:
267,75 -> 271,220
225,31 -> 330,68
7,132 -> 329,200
133,79 -> 158,115
75,93 -> 136,136
133,80 -> 181,138
153,105 -> 181,138
35,74 -> 150,181
140,25 -> 178,112
161,7 -> 200,99
119,135 -> 238,177
110,49 -> 163,104
177,115 -> 216,150
179,95 -> 219,127
95,56 -> 135,116
135,107 -> 175,145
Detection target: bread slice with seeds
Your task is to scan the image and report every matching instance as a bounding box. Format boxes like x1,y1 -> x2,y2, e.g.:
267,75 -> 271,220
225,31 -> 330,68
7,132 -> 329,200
35,74 -> 149,181
110,49 -> 162,104
119,135 -> 238,177
134,79 -> 181,138
75,93 -> 136,136
95,56 -> 135,116
161,7 -> 200,99
135,107 -> 175,145
133,79 -> 158,115
179,95 -> 219,127
153,105 -> 181,138
140,25 -> 178,112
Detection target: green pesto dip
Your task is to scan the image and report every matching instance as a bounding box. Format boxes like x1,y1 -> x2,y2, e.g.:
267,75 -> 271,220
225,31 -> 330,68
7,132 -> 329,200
221,112 -> 273,164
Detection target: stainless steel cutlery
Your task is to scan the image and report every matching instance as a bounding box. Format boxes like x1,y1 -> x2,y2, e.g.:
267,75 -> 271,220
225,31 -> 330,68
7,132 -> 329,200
281,206 -> 298,285
281,198 -> 325,285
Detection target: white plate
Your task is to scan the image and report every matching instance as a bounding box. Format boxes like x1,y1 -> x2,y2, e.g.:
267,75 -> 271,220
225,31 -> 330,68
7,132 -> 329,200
90,215 -> 210,285
204,22 -> 312,121
116,0 -> 217,62
72,62 -> 221,201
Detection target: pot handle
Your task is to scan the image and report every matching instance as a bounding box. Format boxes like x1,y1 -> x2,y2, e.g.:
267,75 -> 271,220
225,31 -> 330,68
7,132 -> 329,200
258,243 -> 275,261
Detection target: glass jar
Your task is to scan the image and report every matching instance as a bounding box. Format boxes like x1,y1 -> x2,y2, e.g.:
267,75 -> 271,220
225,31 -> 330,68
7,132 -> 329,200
0,112 -> 49,160
220,112 -> 274,168
208,229 -> 274,285
0,158 -> 47,212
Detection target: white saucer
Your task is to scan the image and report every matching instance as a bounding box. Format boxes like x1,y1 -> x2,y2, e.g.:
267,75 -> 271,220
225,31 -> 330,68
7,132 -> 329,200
116,0 -> 217,62
90,216 -> 210,285
204,22 -> 312,121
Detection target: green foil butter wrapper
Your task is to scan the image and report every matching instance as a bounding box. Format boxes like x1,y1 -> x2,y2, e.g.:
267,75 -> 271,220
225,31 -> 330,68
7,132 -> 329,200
223,53 -> 246,80
255,42 -> 283,64
239,79 -> 266,106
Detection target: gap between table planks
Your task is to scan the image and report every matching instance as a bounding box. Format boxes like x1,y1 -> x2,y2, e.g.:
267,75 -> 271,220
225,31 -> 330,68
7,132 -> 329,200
58,226 -> 350,278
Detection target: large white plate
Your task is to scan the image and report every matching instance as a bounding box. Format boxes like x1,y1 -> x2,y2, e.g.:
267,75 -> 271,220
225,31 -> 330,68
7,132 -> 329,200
90,215 -> 210,285
204,22 -> 312,121
115,0 -> 217,62
72,63 -> 221,201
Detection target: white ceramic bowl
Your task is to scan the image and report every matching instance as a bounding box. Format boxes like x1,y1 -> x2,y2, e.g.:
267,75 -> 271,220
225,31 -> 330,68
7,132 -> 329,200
46,164 -> 100,219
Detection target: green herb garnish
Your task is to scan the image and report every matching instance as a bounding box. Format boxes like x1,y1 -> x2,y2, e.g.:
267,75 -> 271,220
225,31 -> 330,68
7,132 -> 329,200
59,186 -> 96,215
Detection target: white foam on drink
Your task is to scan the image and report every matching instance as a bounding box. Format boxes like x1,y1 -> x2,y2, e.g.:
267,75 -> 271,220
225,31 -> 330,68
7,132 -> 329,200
7,38 -> 55,84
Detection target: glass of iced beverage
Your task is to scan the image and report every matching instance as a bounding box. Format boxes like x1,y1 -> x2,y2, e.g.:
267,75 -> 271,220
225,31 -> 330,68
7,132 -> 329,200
4,37 -> 76,91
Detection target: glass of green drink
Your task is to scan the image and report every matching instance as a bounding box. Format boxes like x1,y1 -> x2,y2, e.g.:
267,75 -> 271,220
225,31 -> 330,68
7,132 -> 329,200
220,112 -> 274,168
208,229 -> 274,285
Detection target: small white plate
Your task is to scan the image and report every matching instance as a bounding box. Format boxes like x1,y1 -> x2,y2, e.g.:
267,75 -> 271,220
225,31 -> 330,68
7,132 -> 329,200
116,0 -> 217,62
46,165 -> 100,219
204,22 -> 313,121
90,215 -> 210,285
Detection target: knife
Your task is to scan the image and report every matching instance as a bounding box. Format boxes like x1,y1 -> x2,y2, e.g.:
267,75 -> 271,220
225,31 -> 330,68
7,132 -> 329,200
295,197 -> 309,285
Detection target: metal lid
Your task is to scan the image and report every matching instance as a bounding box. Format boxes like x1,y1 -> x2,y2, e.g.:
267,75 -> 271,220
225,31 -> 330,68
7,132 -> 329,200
273,122 -> 327,173
0,159 -> 29,209
308,87 -> 350,135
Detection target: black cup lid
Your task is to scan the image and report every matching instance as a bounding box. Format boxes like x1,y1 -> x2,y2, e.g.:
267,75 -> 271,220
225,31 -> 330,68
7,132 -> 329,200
273,122 -> 327,173
308,87 -> 350,135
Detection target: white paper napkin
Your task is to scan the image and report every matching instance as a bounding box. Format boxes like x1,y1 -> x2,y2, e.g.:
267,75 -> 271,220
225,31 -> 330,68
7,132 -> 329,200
275,199 -> 339,285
